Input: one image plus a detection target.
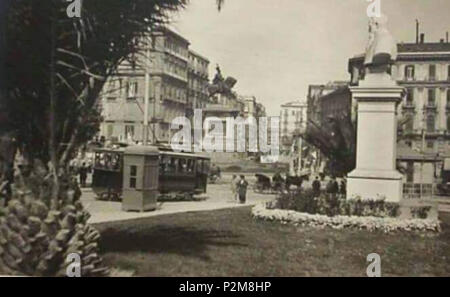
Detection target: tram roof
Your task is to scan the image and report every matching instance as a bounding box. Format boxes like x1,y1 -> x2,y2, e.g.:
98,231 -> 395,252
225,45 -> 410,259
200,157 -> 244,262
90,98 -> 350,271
93,146 -> 210,159
160,150 -> 210,159
93,147 -> 126,153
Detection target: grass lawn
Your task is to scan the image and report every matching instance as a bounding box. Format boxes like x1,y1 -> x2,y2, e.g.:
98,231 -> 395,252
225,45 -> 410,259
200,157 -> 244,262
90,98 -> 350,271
96,207 -> 450,277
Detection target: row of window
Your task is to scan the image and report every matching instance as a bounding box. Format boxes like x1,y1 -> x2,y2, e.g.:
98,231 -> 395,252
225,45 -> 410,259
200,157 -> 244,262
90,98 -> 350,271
162,84 -> 187,102
282,110 -> 304,117
105,123 -> 174,141
404,64 -> 450,81
164,37 -> 188,58
188,80 -> 209,93
164,56 -> 188,79
106,78 -> 207,104
403,113 -> 450,132
188,55 -> 209,72
405,88 -> 450,107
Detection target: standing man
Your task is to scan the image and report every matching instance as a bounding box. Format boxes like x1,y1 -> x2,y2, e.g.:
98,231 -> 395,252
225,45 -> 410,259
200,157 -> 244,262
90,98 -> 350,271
79,162 -> 88,188
332,177 -> 340,195
237,175 -> 248,204
312,176 -> 321,197
339,178 -> 347,198
326,177 -> 339,197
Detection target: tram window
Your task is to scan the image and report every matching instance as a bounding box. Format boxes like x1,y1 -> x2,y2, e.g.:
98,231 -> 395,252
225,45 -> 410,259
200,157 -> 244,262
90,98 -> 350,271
129,165 -> 137,188
187,159 -> 194,173
105,154 -> 113,169
204,160 -> 210,174
197,160 -> 203,173
112,154 -> 121,170
96,152 -> 106,167
168,157 -> 177,173
159,156 -> 165,172
94,153 -> 101,167
164,156 -> 170,172
179,159 -> 187,173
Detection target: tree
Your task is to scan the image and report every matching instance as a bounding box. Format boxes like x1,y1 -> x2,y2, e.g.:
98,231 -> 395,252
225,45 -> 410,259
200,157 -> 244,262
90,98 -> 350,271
304,112 -> 356,177
0,0 -> 190,276
304,108 -> 410,177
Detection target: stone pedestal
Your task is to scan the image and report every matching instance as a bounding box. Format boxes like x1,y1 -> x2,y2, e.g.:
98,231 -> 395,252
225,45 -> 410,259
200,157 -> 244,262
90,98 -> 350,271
347,73 -> 405,202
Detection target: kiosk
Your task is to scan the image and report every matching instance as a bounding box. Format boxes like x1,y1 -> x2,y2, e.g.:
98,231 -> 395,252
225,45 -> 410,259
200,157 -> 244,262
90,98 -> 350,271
122,146 -> 159,212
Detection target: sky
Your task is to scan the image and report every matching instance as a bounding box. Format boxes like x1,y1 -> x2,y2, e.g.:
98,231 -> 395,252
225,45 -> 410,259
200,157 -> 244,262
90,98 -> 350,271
169,0 -> 450,116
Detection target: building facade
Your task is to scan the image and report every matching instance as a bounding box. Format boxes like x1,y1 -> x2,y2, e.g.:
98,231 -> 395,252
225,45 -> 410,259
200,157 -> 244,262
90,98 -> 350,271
241,96 -> 266,119
349,41 -> 450,154
349,39 -> 450,185
306,81 -> 349,127
100,27 -> 193,144
319,86 -> 353,125
280,101 -> 308,149
187,50 -> 210,116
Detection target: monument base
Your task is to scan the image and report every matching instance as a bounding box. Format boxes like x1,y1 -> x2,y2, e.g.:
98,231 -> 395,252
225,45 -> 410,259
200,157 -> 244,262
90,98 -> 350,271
347,169 -> 403,202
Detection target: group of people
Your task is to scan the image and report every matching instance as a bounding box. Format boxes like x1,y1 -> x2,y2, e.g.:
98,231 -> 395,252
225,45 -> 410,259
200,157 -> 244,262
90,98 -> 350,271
230,175 -> 249,204
312,176 -> 346,198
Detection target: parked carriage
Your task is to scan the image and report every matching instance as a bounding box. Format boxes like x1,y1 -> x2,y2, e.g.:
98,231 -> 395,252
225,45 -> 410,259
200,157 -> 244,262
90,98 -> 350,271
91,146 -> 210,201
254,174 -> 272,193
253,173 -> 307,194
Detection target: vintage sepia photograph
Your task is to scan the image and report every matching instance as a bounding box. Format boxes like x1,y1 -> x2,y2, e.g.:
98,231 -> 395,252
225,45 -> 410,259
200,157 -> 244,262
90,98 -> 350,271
0,0 -> 450,282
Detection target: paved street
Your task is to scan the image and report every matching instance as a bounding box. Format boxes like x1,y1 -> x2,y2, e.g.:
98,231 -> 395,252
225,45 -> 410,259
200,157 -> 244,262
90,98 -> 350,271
82,173 -> 276,224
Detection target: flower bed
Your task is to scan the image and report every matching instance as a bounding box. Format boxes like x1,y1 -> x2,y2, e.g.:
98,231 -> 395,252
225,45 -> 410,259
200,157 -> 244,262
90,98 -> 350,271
272,190 -> 403,218
252,203 -> 441,233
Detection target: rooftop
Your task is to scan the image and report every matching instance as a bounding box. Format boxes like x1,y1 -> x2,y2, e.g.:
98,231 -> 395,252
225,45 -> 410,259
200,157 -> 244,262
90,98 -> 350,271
398,42 -> 450,53
188,49 -> 210,63
350,42 -> 450,61
156,26 -> 190,45
281,101 -> 307,108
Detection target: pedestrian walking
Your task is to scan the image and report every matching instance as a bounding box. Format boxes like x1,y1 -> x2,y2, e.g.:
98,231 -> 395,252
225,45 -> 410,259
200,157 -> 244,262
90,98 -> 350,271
339,178 -> 347,197
79,162 -> 88,188
237,175 -> 248,204
312,176 -> 321,197
326,177 -> 339,199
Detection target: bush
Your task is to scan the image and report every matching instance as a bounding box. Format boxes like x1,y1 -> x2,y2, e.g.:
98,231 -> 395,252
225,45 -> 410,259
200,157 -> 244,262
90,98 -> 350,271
0,164 -> 109,276
268,190 -> 400,218
411,206 -> 432,219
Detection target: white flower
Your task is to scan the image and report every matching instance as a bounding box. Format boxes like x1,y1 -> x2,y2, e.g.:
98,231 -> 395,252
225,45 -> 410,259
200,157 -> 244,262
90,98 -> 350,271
252,203 -> 440,234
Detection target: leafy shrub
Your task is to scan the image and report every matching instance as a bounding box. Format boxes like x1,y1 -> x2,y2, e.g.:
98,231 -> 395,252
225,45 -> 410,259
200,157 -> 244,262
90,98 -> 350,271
268,190 -> 400,218
410,206 -> 432,219
0,164 -> 108,276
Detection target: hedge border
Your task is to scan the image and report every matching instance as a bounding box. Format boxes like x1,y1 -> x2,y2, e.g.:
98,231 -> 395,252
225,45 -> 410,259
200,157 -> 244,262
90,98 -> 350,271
252,203 -> 441,233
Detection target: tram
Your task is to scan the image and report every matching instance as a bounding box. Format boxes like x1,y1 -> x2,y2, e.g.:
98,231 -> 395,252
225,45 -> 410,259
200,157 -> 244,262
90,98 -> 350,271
91,146 -> 210,201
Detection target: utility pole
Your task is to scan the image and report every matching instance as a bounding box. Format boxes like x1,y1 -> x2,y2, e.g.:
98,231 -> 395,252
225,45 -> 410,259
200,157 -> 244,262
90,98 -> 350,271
421,128 -> 425,198
143,42 -> 150,146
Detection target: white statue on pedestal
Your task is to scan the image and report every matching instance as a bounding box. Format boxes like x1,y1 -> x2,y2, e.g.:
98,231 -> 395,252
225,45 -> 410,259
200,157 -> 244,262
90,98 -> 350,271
364,14 -> 397,74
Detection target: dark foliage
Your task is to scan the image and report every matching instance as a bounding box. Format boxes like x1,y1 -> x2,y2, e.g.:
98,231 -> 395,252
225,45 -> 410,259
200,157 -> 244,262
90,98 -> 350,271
4,0 -> 187,168
270,190 -> 401,218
